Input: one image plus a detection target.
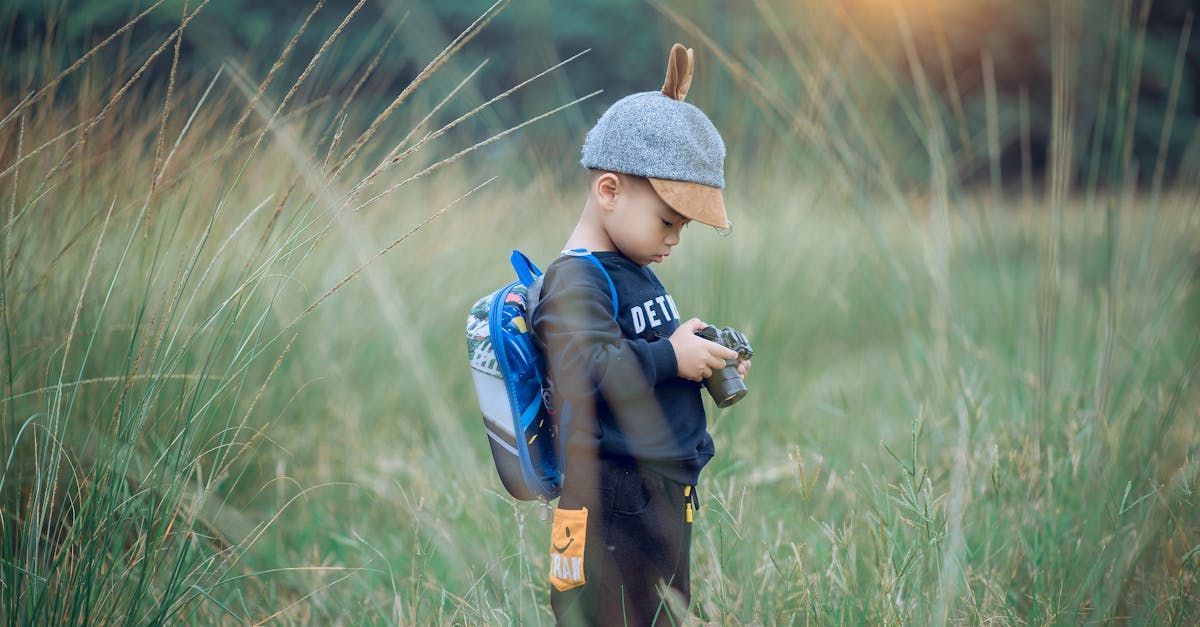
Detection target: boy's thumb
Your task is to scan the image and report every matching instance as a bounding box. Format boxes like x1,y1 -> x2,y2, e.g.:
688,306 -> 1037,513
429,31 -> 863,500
682,317 -> 707,332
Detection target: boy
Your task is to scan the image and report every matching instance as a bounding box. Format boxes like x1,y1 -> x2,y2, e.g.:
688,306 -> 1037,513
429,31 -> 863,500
530,44 -> 750,626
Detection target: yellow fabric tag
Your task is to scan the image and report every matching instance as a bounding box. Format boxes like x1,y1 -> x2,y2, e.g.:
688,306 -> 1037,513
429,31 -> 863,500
549,506 -> 587,592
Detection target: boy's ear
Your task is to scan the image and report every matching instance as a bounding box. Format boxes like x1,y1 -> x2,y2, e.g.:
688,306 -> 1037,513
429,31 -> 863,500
593,172 -> 620,209
661,43 -> 694,101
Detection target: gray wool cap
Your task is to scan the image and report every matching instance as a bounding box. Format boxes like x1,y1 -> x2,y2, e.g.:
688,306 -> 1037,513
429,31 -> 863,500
580,91 -> 726,189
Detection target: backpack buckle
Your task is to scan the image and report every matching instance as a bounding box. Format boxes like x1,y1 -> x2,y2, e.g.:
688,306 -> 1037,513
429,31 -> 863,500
542,386 -> 555,415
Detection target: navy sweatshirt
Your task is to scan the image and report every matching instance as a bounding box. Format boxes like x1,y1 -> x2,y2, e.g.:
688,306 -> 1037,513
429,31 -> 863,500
530,250 -> 713,485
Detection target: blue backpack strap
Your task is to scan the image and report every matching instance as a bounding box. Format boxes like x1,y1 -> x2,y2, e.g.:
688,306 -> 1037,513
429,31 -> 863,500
510,250 -> 542,288
562,248 -> 618,319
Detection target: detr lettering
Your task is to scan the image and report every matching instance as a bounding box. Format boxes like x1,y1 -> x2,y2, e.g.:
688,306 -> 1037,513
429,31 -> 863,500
630,294 -> 680,334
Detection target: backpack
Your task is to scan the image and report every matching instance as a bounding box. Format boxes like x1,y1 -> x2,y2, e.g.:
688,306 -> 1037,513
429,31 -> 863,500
465,249 -> 617,502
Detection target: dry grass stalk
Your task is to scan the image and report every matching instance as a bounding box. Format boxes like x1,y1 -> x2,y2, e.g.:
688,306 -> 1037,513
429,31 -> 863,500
318,14 -> 408,157
0,120 -> 86,181
347,48 -> 590,210
144,0 -> 189,240
240,0 -> 366,164
0,0 -> 169,129
19,0 -> 212,236
302,175 -> 498,318
345,58 -> 489,202
330,0 -> 510,180
226,0 -> 327,145
351,89 -> 600,214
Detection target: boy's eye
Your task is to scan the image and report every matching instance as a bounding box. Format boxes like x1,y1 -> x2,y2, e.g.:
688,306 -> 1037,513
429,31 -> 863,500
661,218 -> 674,227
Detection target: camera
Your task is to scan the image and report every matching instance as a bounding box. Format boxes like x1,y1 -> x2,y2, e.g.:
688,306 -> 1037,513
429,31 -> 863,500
694,325 -> 754,408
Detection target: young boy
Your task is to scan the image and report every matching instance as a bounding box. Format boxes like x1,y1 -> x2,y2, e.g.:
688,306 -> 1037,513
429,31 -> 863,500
530,44 -> 750,625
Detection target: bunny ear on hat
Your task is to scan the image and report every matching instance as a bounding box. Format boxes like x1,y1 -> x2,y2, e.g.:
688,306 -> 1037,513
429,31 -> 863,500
649,43 -> 730,231
661,43 -> 694,101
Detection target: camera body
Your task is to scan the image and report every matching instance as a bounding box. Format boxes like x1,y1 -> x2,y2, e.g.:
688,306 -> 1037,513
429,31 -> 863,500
694,325 -> 754,407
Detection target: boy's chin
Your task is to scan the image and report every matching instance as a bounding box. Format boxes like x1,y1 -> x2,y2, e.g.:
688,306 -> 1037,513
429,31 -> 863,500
615,247 -> 665,266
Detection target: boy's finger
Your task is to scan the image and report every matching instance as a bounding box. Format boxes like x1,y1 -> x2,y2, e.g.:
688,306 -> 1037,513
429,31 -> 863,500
715,345 -> 738,360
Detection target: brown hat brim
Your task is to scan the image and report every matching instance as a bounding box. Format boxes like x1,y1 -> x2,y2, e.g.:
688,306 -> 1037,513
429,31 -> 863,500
647,177 -> 729,230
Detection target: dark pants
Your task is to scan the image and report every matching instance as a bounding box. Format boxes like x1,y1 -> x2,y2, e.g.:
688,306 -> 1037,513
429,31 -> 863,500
550,460 -> 696,626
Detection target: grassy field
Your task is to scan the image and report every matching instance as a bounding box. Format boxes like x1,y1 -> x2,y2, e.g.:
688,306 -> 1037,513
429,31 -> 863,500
2,3 -> 1199,624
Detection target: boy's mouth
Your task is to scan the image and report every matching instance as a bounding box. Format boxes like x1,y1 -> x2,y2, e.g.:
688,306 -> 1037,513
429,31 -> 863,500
652,253 -> 668,263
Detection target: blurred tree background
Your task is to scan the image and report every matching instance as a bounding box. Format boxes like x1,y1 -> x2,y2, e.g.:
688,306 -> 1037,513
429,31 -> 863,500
2,0 -> 1197,189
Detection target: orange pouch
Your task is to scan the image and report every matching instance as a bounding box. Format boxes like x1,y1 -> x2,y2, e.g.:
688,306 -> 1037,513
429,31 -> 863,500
548,506 -> 587,591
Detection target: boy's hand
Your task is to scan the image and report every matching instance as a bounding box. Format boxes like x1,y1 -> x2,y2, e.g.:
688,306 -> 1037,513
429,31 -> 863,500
736,358 -> 751,379
669,318 -> 739,382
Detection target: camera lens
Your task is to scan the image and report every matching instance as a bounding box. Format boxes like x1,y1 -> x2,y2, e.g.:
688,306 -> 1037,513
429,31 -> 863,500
704,365 -> 747,408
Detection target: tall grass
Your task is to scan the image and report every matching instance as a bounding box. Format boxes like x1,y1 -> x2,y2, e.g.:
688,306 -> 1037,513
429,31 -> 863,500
0,0 -> 601,622
652,0 -> 1200,623
2,0 -> 1198,624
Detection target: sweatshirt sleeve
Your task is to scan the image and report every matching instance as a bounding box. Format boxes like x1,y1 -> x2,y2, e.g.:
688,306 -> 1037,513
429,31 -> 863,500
531,259 -> 678,405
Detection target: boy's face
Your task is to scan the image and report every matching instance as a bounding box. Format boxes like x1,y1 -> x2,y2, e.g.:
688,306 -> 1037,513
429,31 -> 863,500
596,172 -> 690,266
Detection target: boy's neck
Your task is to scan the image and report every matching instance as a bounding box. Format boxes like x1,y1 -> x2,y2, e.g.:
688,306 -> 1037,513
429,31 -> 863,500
563,202 -> 616,254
